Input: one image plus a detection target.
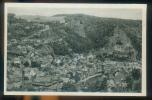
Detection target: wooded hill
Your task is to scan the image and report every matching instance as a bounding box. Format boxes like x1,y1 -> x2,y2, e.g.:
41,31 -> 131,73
8,13 -> 142,61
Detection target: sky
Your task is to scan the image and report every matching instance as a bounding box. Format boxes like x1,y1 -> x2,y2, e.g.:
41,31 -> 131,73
7,7 -> 142,20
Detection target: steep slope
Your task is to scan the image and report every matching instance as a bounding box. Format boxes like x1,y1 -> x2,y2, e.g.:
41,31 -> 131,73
8,13 -> 142,60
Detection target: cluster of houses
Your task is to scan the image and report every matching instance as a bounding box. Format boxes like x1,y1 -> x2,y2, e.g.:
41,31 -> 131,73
7,41 -> 141,92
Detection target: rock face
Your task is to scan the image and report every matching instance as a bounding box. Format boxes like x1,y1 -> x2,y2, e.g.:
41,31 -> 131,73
7,13 -> 142,92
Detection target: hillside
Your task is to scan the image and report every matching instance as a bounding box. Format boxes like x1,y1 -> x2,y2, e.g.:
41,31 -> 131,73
8,13 -> 142,60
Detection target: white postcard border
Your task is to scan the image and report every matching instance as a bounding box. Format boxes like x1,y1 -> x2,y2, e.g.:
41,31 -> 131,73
4,3 -> 147,96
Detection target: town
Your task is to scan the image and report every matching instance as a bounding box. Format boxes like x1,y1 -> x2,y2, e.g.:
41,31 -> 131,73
7,13 -> 142,92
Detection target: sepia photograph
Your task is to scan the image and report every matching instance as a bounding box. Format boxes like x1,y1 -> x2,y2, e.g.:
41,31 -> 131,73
4,3 -> 147,96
